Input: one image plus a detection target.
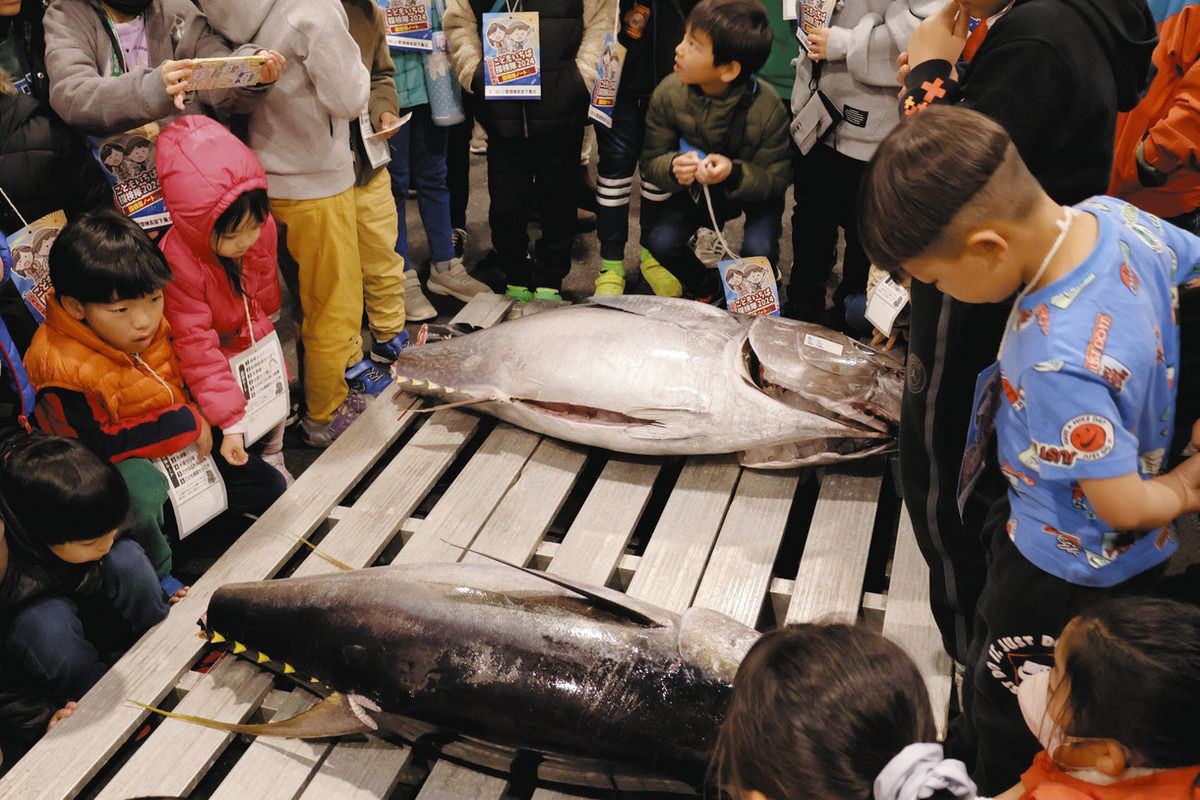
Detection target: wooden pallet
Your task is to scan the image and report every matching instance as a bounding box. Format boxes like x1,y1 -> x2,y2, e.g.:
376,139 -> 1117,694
1,295 -> 950,800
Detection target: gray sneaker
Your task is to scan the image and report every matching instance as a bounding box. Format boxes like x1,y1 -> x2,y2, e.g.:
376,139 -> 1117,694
426,259 -> 491,302
299,390 -> 371,448
404,270 -> 437,322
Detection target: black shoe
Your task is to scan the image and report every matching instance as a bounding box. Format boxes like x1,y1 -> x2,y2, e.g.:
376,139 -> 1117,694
780,298 -> 825,324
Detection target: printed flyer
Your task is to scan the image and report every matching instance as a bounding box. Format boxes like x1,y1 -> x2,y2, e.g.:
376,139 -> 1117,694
186,55 -> 269,90
153,443 -> 228,538
90,123 -> 171,237
483,12 -> 541,99
377,0 -> 434,51
5,210 -> 65,323
719,256 -> 781,316
228,330 -> 290,446
797,0 -> 837,52
587,35 -> 625,128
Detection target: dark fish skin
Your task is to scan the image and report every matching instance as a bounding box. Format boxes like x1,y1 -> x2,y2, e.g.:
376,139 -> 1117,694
206,564 -> 736,777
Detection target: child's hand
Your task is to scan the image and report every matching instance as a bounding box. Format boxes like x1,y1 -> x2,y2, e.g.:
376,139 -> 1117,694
168,584 -> 190,605
807,27 -> 830,61
1190,417 -> 1200,451
907,0 -> 969,69
47,701 -> 78,733
160,58 -> 194,111
379,111 -> 404,139
672,151 -> 700,185
695,154 -> 732,186
196,416 -> 214,460
221,432 -> 249,466
256,50 -> 286,84
896,51 -> 910,95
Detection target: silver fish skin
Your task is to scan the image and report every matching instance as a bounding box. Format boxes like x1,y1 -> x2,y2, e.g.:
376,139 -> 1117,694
206,562 -> 758,780
391,296 -> 902,467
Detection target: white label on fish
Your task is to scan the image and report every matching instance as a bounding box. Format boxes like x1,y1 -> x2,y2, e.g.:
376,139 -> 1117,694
803,333 -> 843,356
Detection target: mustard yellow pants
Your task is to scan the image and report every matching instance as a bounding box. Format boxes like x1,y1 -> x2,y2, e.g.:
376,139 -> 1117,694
355,168 -> 407,342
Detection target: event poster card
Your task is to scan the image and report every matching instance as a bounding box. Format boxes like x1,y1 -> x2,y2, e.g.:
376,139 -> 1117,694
483,12 -> 541,99
5,210 -> 65,323
90,123 -> 171,238
719,256 -> 781,317
377,0 -> 434,51
587,35 -> 625,128
186,55 -> 269,90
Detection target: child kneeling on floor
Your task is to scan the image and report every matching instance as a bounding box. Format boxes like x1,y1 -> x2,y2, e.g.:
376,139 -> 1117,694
22,210 -> 286,599
0,433 -> 170,759
639,0 -> 790,302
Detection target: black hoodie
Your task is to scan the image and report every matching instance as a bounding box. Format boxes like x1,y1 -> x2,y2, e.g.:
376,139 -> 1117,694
901,0 -> 1157,205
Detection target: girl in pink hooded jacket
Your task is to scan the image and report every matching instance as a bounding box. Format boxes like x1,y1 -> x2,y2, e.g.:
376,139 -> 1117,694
155,115 -> 291,483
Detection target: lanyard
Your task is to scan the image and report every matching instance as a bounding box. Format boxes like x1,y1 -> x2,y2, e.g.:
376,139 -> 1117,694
242,294 -> 257,347
997,206 -> 1075,359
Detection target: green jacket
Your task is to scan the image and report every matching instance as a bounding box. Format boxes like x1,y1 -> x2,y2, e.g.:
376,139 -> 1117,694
391,0 -> 443,109
760,0 -> 798,101
641,76 -> 791,204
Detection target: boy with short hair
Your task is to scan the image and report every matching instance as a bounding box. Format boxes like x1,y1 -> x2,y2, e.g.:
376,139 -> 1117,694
22,209 -> 285,591
640,0 -> 790,301
859,105 -> 1200,792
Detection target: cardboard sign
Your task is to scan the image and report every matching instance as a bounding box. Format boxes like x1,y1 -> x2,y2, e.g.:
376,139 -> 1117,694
5,210 -> 65,323
483,12 -> 541,99
587,34 -> 625,128
153,443 -> 227,538
719,256 -> 780,316
186,55 -> 269,90
377,0 -> 434,51
90,123 -> 171,237
228,330 -> 290,446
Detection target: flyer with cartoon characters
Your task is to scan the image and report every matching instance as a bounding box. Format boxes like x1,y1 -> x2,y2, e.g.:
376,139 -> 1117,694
483,12 -> 542,99
588,35 -> 625,128
718,256 -> 780,316
5,210 -> 64,323
377,0 -> 434,51
90,123 -> 171,237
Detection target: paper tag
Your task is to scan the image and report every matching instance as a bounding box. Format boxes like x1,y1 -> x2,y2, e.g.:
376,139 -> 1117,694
483,12 -> 542,99
782,0 -> 798,22
152,443 -> 228,538
5,210 -> 65,323
228,330 -> 290,446
803,333 -> 843,356
587,34 -> 625,128
797,0 -> 836,52
377,0 -> 434,51
358,111 -> 405,169
720,256 -> 780,316
185,55 -> 268,91
364,111 -> 412,141
864,276 -> 910,336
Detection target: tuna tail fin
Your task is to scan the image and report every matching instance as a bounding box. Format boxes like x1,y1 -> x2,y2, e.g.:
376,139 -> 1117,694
132,691 -> 379,739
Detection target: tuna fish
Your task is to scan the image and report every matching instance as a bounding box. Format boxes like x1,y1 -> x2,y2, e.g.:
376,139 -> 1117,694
158,562 -> 759,792
392,296 -> 903,468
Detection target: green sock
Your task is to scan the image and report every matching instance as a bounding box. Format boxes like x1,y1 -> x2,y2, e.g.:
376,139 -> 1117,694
640,248 -> 662,268
600,258 -> 625,277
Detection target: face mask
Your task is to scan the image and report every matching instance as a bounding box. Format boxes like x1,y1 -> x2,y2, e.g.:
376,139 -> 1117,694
1018,668 -> 1064,755
105,0 -> 153,16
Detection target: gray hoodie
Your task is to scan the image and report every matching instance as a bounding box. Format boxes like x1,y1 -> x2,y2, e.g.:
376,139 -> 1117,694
201,0 -> 371,200
790,0 -> 939,161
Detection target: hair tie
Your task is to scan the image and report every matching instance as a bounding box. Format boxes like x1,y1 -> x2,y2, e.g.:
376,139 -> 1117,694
874,743 -> 977,800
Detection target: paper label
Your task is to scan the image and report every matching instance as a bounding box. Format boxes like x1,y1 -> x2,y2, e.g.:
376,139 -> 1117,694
5,210 -> 65,323
803,333 -> 843,356
719,256 -> 780,316
864,276 -> 910,336
782,0 -> 798,22
185,55 -> 268,91
483,12 -> 541,99
587,34 -> 625,128
377,0 -> 434,51
152,443 -> 228,538
797,0 -> 836,52
90,123 -> 171,238
228,330 -> 290,446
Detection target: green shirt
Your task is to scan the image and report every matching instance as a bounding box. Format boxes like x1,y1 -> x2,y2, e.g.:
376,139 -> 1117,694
759,0 -> 798,102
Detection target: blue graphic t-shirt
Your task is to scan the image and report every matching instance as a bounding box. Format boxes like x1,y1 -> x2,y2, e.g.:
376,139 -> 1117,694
996,196 -> 1200,587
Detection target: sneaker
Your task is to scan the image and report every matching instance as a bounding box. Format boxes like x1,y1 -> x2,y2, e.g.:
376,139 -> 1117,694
404,270 -> 437,322
260,450 -> 295,486
691,227 -> 728,267
345,358 -> 393,396
639,249 -> 682,297
370,331 -> 410,364
427,259 -> 491,302
594,268 -> 625,296
532,287 -> 562,302
452,227 -> 469,260
505,284 -> 533,302
299,391 -> 370,448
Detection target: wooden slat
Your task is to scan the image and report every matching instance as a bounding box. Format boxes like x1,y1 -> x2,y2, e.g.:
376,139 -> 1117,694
692,469 -> 801,627
544,457 -> 660,583
95,657 -> 274,800
450,292 -> 516,328
415,760 -> 508,800
785,473 -> 883,625
209,690 -> 324,800
296,739 -> 412,800
882,505 -> 954,736
625,458 -> 741,613
462,439 -> 588,565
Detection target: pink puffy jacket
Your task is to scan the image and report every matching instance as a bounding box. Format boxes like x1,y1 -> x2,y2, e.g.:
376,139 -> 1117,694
156,116 -> 282,432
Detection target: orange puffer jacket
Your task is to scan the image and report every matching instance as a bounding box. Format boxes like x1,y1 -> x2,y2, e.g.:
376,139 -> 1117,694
1020,752 -> 1200,799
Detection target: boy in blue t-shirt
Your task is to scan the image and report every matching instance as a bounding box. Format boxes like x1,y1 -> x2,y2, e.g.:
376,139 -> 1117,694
858,106 -> 1200,790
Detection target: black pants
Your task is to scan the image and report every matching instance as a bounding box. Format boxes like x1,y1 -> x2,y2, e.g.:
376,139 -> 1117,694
957,501 -> 1167,795
786,142 -> 870,322
447,109 -> 475,232
486,129 -> 585,290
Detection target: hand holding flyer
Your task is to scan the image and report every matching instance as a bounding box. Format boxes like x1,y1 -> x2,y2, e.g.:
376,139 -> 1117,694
185,55 -> 271,91
798,0 -> 837,52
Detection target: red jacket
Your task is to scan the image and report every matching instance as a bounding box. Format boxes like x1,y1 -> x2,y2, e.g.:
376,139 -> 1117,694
1109,1 -> 1200,218
156,116 -> 282,431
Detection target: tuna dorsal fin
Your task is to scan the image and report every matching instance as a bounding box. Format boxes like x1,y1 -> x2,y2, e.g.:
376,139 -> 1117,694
440,541 -> 668,628
132,691 -> 376,739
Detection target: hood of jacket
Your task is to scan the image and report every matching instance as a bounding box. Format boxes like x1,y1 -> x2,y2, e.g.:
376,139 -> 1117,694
1051,0 -> 1157,111
155,115 -> 269,257
195,0 -> 274,48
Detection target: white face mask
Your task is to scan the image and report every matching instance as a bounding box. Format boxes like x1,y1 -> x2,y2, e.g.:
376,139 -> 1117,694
1017,668 -> 1064,755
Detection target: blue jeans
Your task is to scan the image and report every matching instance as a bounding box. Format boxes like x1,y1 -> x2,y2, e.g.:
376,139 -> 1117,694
3,539 -> 169,702
595,95 -> 666,262
387,104 -> 454,266
643,189 -> 784,295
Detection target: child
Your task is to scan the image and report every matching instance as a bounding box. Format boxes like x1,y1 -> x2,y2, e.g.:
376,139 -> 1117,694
200,0 -> 380,447
154,115 -> 291,484
640,0 -> 790,301
444,0 -> 609,301
22,209 -> 286,593
711,623 -> 980,800
386,0 -> 491,317
590,0 -> 697,297
857,106 -> 1200,793
0,433 -> 169,759
1014,596 -> 1200,798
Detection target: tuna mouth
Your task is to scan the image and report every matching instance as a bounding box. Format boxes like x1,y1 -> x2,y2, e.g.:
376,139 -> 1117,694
515,399 -> 655,428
